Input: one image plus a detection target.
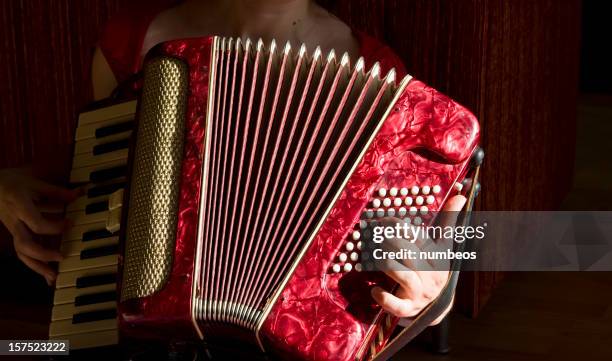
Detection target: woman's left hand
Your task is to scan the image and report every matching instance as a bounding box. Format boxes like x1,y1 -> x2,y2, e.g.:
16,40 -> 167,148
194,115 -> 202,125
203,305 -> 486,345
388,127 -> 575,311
371,195 -> 466,325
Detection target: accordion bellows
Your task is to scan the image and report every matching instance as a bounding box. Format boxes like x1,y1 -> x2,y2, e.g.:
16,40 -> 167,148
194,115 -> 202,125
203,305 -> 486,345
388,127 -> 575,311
118,36 -> 480,361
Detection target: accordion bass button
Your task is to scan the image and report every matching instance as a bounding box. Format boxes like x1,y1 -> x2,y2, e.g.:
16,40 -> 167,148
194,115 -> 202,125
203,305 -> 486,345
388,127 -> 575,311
378,188 -> 387,197
411,186 -> 420,195
404,197 -> 413,206
372,198 -> 381,208
350,252 -> 359,262
426,195 -> 435,205
422,185 -> 431,195
394,198 -> 403,207
355,263 -> 363,272
416,196 -> 424,206
346,242 -> 355,252
357,241 -> 363,250
365,210 -> 374,219
332,264 -> 341,273
339,253 -> 348,263
383,198 -> 392,207
376,208 -> 385,218
433,185 -> 442,194
387,208 -> 396,217
389,187 -> 398,197
400,187 -> 409,196
352,231 -> 361,241
343,263 -> 353,272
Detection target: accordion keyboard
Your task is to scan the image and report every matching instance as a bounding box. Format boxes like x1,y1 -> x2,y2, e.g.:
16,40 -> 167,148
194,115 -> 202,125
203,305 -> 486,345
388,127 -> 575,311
49,101 -> 137,349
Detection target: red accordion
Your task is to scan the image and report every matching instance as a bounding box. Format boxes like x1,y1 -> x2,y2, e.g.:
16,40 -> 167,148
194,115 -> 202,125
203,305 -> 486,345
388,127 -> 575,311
50,36 -> 481,361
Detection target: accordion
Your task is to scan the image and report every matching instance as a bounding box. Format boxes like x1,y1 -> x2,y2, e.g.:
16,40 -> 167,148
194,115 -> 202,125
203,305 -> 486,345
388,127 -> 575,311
49,36 -> 482,361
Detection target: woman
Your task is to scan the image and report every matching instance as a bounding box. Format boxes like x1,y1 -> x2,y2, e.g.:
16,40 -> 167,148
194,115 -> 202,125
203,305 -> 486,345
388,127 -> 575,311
0,0 -> 464,326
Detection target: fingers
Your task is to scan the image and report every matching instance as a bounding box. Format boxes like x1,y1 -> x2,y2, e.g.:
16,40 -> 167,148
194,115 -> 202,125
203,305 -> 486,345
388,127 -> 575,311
31,179 -> 82,203
371,286 -> 421,318
35,201 -> 66,214
437,195 -> 467,228
16,197 -> 67,235
12,221 -> 63,262
16,252 -> 57,286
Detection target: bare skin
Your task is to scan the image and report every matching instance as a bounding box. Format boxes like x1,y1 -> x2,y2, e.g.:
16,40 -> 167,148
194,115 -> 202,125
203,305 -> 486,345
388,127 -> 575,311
2,0 -> 460,324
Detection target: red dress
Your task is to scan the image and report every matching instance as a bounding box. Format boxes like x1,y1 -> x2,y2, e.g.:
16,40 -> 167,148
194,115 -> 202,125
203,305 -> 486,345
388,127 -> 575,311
98,5 -> 407,87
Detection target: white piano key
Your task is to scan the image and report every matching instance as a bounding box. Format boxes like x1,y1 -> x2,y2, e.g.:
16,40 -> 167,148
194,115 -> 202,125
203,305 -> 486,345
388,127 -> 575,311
67,209 -> 108,226
76,100 -> 137,127
63,221 -> 107,242
67,194 -> 107,213
53,283 -> 116,305
58,254 -> 118,273
60,237 -> 119,258
70,159 -> 126,183
56,265 -> 117,289
49,318 -> 116,337
106,208 -> 122,233
52,301 -> 117,321
72,148 -> 129,169
50,329 -> 118,350
74,131 -> 132,155
108,189 -> 124,210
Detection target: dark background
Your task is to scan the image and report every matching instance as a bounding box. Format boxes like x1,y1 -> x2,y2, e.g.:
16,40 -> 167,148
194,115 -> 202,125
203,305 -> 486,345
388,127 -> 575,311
1,0 -> 610,359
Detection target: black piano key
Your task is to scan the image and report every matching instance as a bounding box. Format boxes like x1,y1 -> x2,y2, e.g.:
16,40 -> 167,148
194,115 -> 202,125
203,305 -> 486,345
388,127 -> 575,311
95,121 -> 134,139
82,229 -> 114,242
89,165 -> 127,183
72,308 -> 117,324
76,273 -> 117,289
92,138 -> 130,156
85,200 -> 109,215
87,182 -> 126,198
75,291 -> 116,307
80,244 -> 119,260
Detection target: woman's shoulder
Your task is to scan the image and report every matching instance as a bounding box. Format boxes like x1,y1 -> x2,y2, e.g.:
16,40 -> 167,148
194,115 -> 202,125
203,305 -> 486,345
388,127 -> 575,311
98,1 -> 172,84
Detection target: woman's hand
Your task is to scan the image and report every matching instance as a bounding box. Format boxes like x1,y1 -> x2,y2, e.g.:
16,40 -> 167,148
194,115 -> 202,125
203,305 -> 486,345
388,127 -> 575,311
371,195 -> 467,325
0,168 -> 80,285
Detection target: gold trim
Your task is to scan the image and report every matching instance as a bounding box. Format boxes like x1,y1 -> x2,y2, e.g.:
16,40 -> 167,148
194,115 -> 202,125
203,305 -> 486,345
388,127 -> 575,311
254,74 -> 413,351
191,36 -> 220,340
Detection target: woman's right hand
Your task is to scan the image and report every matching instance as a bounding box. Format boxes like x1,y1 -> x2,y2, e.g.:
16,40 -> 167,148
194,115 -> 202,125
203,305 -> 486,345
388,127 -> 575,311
0,167 -> 81,285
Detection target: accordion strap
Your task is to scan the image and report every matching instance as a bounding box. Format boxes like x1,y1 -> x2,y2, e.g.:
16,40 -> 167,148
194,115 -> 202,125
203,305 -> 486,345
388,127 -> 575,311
371,164 -> 481,361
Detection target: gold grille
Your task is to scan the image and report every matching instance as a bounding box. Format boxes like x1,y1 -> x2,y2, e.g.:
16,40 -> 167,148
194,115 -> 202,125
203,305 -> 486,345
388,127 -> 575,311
120,57 -> 188,301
